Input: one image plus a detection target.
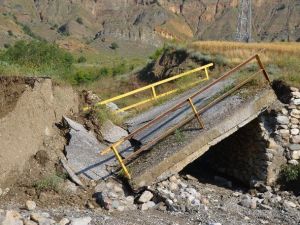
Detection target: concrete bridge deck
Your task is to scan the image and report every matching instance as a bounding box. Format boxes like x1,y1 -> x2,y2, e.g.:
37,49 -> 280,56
126,86 -> 277,190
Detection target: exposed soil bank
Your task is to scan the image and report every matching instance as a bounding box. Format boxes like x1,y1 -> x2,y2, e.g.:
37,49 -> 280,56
0,76 -> 79,186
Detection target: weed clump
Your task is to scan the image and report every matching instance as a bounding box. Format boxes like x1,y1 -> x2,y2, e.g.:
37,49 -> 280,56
0,40 -> 74,71
33,173 -> 67,192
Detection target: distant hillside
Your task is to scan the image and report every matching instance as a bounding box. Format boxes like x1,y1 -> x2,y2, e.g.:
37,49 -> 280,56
0,0 -> 299,49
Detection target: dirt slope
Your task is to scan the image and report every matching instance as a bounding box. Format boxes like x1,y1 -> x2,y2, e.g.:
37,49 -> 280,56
0,76 -> 78,186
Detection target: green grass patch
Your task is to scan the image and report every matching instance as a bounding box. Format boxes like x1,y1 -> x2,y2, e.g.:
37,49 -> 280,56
33,173 -> 67,192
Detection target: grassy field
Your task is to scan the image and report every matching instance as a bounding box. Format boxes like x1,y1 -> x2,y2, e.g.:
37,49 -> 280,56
190,41 -> 300,87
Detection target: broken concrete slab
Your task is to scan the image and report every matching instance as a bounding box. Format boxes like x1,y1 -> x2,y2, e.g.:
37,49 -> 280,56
100,120 -> 128,143
63,117 -> 133,180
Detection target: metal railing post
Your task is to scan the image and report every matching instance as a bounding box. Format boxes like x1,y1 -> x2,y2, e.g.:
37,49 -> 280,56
255,55 -> 270,83
111,146 -> 131,179
151,86 -> 157,100
204,67 -> 209,80
187,98 -> 204,128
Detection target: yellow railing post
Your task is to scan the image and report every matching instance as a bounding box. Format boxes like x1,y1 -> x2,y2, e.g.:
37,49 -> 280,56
187,98 -> 204,128
151,86 -> 157,100
204,68 -> 209,80
111,146 -> 131,179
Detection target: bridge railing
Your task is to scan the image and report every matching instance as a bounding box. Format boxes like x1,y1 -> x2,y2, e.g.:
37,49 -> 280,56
100,54 -> 270,179
83,63 -> 213,112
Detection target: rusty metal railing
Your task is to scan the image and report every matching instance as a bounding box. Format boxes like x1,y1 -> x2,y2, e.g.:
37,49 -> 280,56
101,54 -> 270,179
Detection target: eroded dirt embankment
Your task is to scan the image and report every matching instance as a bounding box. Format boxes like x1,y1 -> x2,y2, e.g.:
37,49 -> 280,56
0,76 -> 79,186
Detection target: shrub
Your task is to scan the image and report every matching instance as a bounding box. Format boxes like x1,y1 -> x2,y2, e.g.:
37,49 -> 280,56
77,56 -> 87,63
149,45 -> 168,61
110,42 -> 119,50
95,105 -> 123,126
281,164 -> 300,182
76,17 -> 83,24
7,30 -> 13,36
99,67 -> 109,76
33,173 -> 67,192
112,62 -> 126,76
0,40 -> 74,70
72,71 -> 96,85
21,24 -> 42,40
3,43 -> 11,49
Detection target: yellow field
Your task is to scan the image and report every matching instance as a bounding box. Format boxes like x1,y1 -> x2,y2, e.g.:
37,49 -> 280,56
190,41 -> 300,87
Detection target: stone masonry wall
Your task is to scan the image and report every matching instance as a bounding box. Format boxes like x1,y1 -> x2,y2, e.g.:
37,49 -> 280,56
200,85 -> 300,186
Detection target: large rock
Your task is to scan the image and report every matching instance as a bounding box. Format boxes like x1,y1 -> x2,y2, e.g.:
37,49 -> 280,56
276,115 -> 289,125
2,211 -> 23,225
288,144 -> 300,151
292,99 -> 300,105
239,195 -> 257,209
70,217 -> 92,225
138,190 -> 154,203
25,200 -> 36,211
100,120 -> 128,143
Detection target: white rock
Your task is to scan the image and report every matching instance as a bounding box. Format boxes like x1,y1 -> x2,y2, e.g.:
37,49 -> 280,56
281,108 -> 289,115
291,125 -> 299,129
208,223 -> 222,225
70,217 -> 92,225
283,200 -> 297,208
291,151 -> 300,160
59,218 -> 70,225
25,200 -> 36,211
291,129 -> 300,135
291,100 -> 300,107
169,182 -> 178,191
291,87 -> 299,92
276,116 -> 289,125
169,175 -> 178,183
2,210 -> 23,225
292,92 -> 300,98
240,195 -> 257,209
141,201 -> 156,210
31,213 -> 55,225
290,118 -> 299,125
24,220 -> 37,225
288,160 -> 299,165
279,129 -> 289,135
138,191 -> 153,203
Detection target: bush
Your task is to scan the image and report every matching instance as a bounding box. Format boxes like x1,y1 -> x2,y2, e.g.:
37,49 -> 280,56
72,71 -> 96,85
33,173 -> 67,192
112,62 -> 126,76
8,30 -> 13,36
77,56 -> 87,63
281,164 -> 300,182
0,40 -> 74,70
149,45 -> 168,61
76,17 -> 83,24
3,43 -> 11,49
21,24 -> 42,40
110,42 -> 119,50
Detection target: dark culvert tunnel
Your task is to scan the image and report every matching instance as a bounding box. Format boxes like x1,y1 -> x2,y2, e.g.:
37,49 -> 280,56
181,117 -> 277,189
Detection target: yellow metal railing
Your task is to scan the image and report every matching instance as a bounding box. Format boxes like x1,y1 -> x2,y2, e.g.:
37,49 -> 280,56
83,63 -> 213,112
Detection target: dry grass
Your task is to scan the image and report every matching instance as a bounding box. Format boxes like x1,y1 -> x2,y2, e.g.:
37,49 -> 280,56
190,41 -> 300,87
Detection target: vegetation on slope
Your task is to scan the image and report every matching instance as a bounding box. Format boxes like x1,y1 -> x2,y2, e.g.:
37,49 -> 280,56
190,41 -> 300,87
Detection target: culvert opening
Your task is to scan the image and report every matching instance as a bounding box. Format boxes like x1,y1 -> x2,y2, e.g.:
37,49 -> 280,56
181,118 -> 271,189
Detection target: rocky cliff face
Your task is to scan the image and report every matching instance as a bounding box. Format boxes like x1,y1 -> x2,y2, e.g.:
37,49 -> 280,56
0,0 -> 299,47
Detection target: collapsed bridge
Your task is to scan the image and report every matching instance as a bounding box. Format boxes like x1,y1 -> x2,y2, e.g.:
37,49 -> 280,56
93,54 -> 280,190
